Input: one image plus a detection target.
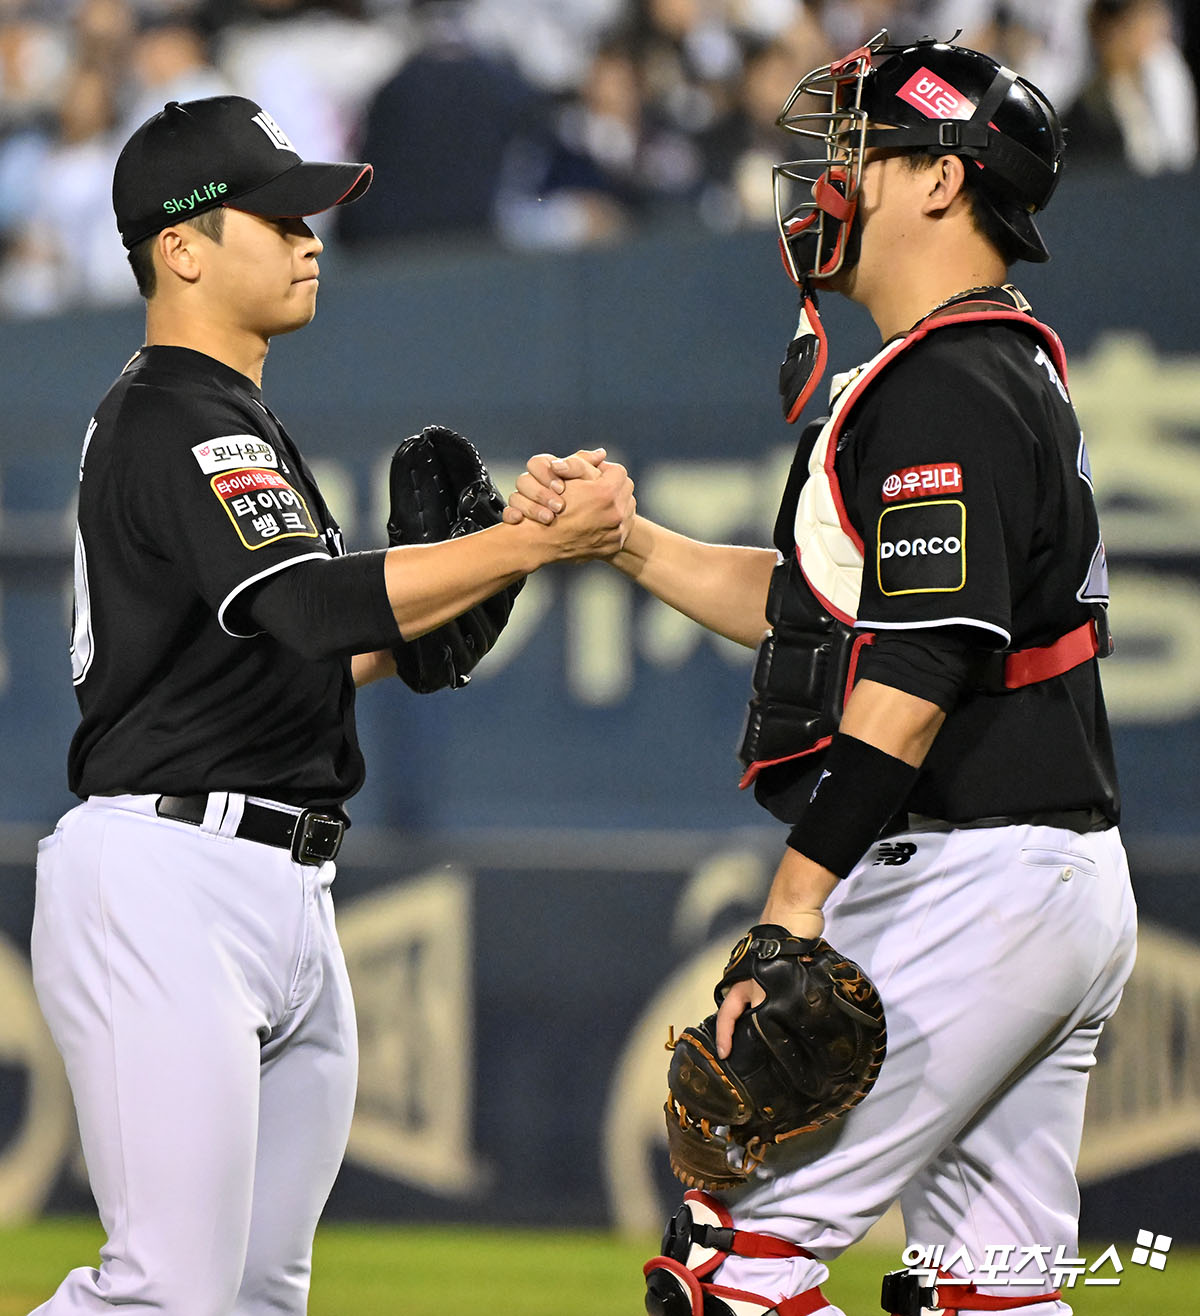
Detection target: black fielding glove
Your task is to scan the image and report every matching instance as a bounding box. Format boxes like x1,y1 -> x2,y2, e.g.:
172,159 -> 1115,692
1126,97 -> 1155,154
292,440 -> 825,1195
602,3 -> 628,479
663,924 -> 887,1190
386,425 -> 524,693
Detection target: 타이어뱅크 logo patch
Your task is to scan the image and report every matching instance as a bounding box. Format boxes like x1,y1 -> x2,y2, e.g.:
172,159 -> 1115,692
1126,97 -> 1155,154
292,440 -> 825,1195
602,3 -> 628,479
211,468 -> 317,549
877,499 -> 966,596
881,462 -> 962,502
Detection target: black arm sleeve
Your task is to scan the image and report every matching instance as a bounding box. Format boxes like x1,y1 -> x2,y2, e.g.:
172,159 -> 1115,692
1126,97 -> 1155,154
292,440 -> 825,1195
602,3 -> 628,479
856,630 -> 975,712
245,551 -> 401,661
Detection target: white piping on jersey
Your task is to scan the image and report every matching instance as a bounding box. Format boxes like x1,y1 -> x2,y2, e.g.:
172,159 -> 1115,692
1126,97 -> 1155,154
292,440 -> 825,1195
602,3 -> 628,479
79,417 -> 97,482
218,551 -> 330,638
791,306 -> 1066,630
856,615 -> 1013,646
792,337 -> 910,620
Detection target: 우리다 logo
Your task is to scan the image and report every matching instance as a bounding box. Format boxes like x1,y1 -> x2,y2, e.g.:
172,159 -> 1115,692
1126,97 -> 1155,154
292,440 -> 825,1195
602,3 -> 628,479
882,462 -> 963,502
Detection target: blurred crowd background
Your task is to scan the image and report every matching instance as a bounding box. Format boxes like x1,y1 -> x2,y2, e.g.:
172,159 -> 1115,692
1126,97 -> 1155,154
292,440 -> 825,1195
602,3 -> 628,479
0,0 -> 1195,318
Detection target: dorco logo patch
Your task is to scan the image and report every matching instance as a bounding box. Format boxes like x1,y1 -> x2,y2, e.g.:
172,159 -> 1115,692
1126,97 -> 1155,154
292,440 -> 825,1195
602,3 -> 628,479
882,462 -> 962,502
211,468 -> 317,549
877,500 -> 966,596
192,436 -> 278,474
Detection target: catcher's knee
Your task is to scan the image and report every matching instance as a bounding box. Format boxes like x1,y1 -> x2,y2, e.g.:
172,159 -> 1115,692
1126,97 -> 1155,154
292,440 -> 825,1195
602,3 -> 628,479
881,1268 -> 1064,1314
644,1191 -> 827,1316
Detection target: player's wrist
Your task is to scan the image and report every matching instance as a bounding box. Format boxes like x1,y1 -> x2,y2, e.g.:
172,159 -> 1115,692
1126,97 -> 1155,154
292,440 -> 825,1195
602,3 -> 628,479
763,848 -> 836,939
503,513 -> 562,572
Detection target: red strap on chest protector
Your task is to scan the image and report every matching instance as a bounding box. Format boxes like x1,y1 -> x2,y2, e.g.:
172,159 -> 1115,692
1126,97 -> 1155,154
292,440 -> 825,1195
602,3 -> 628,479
1003,618 -> 1100,689
776,1288 -> 832,1314
936,1284 -> 1063,1312
705,1278 -> 831,1315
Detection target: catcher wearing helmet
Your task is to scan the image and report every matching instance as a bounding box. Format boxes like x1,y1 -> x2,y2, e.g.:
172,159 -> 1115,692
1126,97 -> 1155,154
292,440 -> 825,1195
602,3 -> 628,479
510,31 -> 1136,1316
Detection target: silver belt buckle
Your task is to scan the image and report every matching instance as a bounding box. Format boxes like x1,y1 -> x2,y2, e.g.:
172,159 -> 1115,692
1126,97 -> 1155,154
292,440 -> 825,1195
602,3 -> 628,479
290,809 -> 344,864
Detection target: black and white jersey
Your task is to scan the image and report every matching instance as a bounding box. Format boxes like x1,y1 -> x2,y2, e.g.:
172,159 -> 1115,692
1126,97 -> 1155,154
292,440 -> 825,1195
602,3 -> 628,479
68,346 -> 364,808
840,318 -> 1119,822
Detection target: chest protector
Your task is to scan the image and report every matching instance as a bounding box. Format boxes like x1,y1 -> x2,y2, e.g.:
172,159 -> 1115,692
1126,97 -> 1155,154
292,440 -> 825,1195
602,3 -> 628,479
738,297 -> 1109,822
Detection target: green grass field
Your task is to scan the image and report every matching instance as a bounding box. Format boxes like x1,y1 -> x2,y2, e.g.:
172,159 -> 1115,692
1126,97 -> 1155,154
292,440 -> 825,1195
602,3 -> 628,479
1,1219 -> 1195,1314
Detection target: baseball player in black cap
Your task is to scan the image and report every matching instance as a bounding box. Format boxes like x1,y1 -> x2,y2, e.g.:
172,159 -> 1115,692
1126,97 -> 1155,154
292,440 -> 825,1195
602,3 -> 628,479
30,95 -> 633,1314
510,33 -> 1137,1316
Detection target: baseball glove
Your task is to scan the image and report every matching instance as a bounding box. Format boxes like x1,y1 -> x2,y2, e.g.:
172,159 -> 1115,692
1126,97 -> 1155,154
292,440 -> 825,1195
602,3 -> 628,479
386,424 -> 524,693
664,924 -> 887,1191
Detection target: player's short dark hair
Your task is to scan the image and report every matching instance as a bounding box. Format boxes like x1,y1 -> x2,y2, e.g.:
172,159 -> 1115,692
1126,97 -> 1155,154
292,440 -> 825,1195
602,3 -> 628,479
127,205 -> 227,299
900,150 -> 1025,268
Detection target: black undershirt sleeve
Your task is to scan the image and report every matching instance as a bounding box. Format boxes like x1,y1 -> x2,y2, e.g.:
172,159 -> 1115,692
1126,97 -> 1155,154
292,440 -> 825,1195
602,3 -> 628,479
855,629 -> 975,712
245,550 -> 401,661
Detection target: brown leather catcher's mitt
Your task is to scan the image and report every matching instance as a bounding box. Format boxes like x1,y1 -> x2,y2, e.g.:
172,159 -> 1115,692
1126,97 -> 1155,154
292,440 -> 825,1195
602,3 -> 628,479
664,924 -> 887,1191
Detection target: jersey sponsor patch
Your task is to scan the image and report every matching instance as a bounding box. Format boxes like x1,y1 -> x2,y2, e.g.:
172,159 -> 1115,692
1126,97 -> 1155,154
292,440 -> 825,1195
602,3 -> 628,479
877,499 -> 966,596
211,468 -> 318,549
192,436 -> 279,474
881,462 -> 962,502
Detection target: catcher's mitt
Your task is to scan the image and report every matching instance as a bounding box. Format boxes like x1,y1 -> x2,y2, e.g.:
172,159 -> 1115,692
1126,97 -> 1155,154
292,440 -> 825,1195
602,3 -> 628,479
386,424 -> 524,693
664,924 -> 886,1191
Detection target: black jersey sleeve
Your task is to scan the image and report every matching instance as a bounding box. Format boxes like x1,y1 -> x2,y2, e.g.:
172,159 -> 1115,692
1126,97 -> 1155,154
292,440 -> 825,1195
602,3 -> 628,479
246,551 -> 400,661
847,329 -> 1044,649
114,384 -> 333,633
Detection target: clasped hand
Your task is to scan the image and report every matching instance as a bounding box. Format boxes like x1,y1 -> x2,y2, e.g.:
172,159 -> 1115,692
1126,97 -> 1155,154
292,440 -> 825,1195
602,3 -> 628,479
504,447 -> 635,560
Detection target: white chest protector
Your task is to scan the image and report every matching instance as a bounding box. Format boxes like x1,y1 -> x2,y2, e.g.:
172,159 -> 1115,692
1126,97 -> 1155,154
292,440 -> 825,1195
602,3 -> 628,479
739,301 -> 1102,821
791,304 -> 1068,624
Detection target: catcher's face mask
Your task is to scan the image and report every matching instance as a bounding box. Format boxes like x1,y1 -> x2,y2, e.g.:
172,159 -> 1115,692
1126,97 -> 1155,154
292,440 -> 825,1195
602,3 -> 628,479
772,34 -> 883,288
772,31 -> 1064,422
772,33 -> 885,424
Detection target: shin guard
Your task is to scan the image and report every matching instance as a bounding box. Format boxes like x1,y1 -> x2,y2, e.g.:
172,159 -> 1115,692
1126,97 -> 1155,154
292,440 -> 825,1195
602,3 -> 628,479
646,1192 -> 828,1316
881,1269 -> 1064,1314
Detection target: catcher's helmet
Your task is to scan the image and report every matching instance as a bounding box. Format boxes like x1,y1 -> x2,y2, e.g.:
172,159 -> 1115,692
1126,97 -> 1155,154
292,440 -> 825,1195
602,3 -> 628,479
774,31 -> 1066,282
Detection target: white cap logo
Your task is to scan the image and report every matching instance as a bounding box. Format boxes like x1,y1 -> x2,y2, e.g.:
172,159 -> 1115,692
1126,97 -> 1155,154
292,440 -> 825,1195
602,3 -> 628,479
251,110 -> 296,152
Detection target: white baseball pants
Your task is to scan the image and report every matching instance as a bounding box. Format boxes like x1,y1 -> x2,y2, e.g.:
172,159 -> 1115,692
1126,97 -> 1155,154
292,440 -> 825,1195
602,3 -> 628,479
28,794 -> 358,1316
716,820 -> 1138,1316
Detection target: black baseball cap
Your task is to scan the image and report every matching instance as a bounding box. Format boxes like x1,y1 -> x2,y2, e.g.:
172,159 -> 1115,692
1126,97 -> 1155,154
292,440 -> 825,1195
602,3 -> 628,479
112,95 -> 372,249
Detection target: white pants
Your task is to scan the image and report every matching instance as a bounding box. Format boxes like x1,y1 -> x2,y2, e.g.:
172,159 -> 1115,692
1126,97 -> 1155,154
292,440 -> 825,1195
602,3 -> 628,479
717,821 -> 1138,1315
29,795 -> 359,1316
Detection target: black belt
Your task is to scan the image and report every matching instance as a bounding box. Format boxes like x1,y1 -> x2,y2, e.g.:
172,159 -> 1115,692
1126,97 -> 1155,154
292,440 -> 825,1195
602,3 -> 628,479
904,807 -> 1112,834
155,794 -> 345,865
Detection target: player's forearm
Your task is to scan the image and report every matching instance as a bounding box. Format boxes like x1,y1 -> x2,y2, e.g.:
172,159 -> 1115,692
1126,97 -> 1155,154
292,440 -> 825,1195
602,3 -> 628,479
610,516 -> 776,647
781,680 -> 945,886
384,519 -> 549,638
839,678 -> 945,766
